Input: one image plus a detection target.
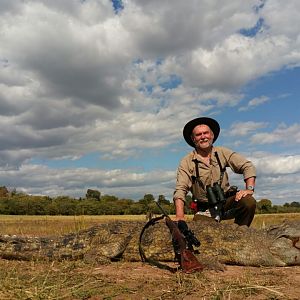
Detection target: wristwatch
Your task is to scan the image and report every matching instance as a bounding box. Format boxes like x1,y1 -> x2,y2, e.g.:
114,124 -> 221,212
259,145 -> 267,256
247,185 -> 255,192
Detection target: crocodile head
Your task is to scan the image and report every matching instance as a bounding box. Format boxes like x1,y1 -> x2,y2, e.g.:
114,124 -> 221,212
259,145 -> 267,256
268,220 -> 300,266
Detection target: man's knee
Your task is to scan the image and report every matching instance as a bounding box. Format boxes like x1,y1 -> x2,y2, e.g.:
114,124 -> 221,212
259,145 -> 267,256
239,195 -> 256,211
235,195 -> 256,226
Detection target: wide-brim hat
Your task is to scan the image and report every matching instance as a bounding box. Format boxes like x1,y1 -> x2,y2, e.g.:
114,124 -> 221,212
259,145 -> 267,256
183,117 -> 220,147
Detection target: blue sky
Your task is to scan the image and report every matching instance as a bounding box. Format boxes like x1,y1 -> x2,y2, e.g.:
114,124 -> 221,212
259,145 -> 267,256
0,0 -> 300,204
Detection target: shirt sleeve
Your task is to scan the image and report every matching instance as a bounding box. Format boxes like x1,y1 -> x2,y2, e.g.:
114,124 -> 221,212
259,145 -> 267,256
173,156 -> 192,202
221,147 -> 256,180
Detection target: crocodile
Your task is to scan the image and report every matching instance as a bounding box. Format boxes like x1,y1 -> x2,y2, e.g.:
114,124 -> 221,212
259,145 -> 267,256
0,217 -> 299,267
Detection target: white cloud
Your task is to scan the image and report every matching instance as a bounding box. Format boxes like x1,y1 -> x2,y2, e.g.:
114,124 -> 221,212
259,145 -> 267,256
261,0 -> 300,38
228,152 -> 300,204
251,123 -> 300,145
227,121 -> 268,137
252,154 -> 300,175
0,1 -> 300,202
239,96 -> 270,111
0,164 -> 175,200
1,0 -> 300,166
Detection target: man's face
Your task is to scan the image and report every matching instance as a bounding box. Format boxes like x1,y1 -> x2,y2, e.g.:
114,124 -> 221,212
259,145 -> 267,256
191,124 -> 214,150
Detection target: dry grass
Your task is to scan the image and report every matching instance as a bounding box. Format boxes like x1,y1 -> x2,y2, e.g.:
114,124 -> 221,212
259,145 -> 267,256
0,213 -> 299,236
251,212 -> 300,228
0,214 -> 147,236
0,213 -> 299,299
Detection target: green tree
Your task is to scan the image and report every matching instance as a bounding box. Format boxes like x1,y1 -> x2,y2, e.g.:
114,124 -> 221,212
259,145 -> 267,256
157,195 -> 170,205
52,196 -> 78,215
118,198 -> 134,215
0,186 -> 9,197
257,199 -> 272,214
7,196 -> 29,215
127,202 -> 145,215
46,201 -> 60,215
0,197 -> 10,214
138,194 -> 155,213
101,194 -> 119,203
26,196 -> 52,215
138,194 -> 155,205
86,189 -> 101,200
77,199 -> 102,215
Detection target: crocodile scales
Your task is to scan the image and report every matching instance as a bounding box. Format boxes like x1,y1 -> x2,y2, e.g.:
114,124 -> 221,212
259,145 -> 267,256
0,217 -> 299,267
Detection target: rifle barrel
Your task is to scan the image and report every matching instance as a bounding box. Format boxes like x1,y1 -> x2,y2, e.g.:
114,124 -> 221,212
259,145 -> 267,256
155,201 -> 168,216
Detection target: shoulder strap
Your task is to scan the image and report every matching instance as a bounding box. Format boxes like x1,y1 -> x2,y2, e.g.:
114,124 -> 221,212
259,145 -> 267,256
191,158 -> 205,190
192,159 -> 201,179
214,151 -> 226,185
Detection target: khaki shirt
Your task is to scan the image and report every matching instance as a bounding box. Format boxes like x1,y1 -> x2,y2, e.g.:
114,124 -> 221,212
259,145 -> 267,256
173,146 -> 256,202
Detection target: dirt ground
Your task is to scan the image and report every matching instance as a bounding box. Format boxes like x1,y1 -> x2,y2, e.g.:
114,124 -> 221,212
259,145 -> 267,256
89,261 -> 300,300
1,258 -> 299,299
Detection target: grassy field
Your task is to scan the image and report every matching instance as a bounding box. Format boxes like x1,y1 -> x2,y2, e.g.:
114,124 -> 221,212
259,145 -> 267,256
0,213 -> 299,299
0,213 -> 299,236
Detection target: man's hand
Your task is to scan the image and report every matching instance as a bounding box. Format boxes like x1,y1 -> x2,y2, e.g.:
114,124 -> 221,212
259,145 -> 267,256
235,189 -> 254,201
235,176 -> 256,201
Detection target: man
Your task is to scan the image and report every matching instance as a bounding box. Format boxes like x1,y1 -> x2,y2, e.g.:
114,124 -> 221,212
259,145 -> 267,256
173,117 -> 256,226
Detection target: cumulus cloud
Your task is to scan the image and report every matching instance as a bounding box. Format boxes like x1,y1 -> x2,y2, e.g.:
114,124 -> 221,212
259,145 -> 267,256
1,0 -> 299,165
227,121 -> 268,137
239,96 -> 270,111
252,153 -> 300,175
251,123 -> 300,145
227,152 -> 300,204
0,0 -> 300,201
0,164 -> 175,200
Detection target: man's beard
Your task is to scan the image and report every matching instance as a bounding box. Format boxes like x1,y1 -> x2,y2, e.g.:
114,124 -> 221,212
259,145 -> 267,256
194,139 -> 213,149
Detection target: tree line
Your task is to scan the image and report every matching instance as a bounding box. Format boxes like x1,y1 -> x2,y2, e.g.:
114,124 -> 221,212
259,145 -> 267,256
0,186 -> 299,216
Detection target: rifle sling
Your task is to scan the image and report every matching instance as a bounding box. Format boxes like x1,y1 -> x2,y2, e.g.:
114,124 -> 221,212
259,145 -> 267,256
138,215 -> 178,273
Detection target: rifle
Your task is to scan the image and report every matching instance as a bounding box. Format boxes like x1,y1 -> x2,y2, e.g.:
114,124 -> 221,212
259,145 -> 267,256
155,202 -> 204,273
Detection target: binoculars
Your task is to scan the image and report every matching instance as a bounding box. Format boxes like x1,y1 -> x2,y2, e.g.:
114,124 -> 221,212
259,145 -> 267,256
206,183 -> 238,222
206,183 -> 226,222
